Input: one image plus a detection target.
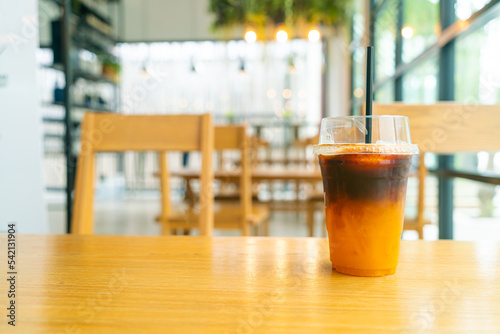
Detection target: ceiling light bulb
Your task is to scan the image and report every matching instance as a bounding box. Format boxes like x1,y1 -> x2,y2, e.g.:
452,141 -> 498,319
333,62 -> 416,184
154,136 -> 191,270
244,30 -> 257,43
401,26 -> 414,39
308,29 -> 320,42
276,30 -> 288,43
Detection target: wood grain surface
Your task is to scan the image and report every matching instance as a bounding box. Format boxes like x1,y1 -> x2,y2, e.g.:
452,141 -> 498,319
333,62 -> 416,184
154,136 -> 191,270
1,235 -> 499,333
72,113 -> 214,235
373,103 -> 500,153
170,168 -> 322,182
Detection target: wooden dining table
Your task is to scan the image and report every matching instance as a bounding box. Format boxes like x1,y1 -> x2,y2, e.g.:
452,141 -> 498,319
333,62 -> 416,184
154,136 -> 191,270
170,168 -> 323,207
170,168 -> 322,183
2,235 -> 499,333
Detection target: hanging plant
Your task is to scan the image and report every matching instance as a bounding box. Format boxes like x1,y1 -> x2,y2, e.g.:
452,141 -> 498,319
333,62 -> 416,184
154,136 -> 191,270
209,0 -> 352,38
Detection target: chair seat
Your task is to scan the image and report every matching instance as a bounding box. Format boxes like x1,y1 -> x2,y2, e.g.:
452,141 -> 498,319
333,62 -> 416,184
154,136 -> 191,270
214,190 -> 260,202
263,200 -> 322,212
306,191 -> 324,202
403,218 -> 432,231
212,203 -> 270,228
161,202 -> 269,231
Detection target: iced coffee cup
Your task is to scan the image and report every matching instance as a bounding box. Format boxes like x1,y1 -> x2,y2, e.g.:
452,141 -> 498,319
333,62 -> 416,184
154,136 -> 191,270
314,116 -> 418,277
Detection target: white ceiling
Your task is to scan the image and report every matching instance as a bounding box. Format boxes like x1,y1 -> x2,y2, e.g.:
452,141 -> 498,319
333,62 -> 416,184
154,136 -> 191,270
119,0 -> 240,42
38,0 -> 241,45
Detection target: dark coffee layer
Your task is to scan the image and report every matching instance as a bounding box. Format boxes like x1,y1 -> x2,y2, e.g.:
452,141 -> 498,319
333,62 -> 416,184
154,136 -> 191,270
319,154 -> 412,203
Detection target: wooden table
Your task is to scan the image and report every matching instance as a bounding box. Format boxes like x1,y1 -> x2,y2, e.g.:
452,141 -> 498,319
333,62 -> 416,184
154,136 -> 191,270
171,168 -> 322,209
2,235 -> 500,333
170,168 -> 322,183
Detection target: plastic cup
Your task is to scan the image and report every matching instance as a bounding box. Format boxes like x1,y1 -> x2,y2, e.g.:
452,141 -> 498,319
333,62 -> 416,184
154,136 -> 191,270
314,116 -> 418,277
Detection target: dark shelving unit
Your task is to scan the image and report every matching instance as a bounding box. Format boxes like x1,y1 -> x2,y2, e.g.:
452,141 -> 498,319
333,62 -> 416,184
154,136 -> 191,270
73,71 -> 118,84
40,0 -> 121,233
42,65 -> 119,85
43,100 -> 116,112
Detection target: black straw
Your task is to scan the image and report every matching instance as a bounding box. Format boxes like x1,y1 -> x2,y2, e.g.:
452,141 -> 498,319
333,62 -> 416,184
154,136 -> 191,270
365,46 -> 374,144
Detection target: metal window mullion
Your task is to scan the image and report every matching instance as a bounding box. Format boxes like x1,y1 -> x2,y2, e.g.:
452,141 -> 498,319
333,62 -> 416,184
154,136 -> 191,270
395,0 -> 403,101
437,0 -> 456,240
63,0 -> 74,234
374,0 -> 500,92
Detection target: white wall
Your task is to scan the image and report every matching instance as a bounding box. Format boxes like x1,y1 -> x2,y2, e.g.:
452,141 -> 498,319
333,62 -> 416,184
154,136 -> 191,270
38,0 -> 235,44
325,33 -> 351,117
0,0 -> 48,233
120,0 -> 238,42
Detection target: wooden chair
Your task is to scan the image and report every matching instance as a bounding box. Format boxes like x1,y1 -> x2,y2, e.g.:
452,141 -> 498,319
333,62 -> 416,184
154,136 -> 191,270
373,103 -> 500,238
158,125 -> 270,236
293,134 -> 325,237
293,134 -> 319,167
249,135 -> 271,168
291,133 -> 320,204
72,113 -> 214,235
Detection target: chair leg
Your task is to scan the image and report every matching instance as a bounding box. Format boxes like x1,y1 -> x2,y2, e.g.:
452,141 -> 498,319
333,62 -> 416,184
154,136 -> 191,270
72,153 -> 96,234
316,204 -> 327,238
306,202 -> 315,237
417,221 -> 424,240
295,180 -> 301,220
242,220 -> 250,236
160,222 -> 171,235
262,216 -> 270,237
158,152 -> 171,236
416,153 -> 427,240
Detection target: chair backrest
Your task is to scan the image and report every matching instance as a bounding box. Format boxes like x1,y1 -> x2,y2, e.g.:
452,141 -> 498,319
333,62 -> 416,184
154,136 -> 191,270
72,112 -> 214,235
248,135 -> 270,168
373,103 -> 500,153
214,125 -> 252,234
293,133 -> 320,167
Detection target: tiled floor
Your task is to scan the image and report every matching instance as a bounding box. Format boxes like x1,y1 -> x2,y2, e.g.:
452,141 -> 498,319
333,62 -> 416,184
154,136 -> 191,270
46,193 -> 500,241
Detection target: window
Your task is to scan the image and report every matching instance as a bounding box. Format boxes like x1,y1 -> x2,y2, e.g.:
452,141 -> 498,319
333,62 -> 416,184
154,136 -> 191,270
375,82 -> 395,102
361,0 -> 500,240
402,0 -> 439,63
455,0 -> 492,20
374,0 -> 398,82
455,16 -> 500,104
118,40 -> 323,126
350,0 -> 367,114
402,57 -> 438,103
454,13 -> 500,223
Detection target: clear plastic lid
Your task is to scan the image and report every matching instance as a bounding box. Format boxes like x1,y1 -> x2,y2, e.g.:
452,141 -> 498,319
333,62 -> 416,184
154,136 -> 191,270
313,115 -> 419,155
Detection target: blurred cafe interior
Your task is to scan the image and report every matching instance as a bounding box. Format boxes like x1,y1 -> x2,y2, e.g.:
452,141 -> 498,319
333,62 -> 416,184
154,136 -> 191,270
3,0 -> 500,332
1,0 -> 499,240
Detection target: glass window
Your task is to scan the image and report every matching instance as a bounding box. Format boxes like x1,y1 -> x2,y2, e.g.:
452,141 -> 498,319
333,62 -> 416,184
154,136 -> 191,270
402,0 -> 439,64
455,16 -> 500,104
375,81 -> 395,102
374,0 -> 398,82
455,0 -> 492,20
453,13 -> 500,236
364,0 -> 500,240
350,0 -> 366,111
117,40 -> 323,125
351,46 -> 367,115
402,57 -> 438,103
454,15 -> 500,174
